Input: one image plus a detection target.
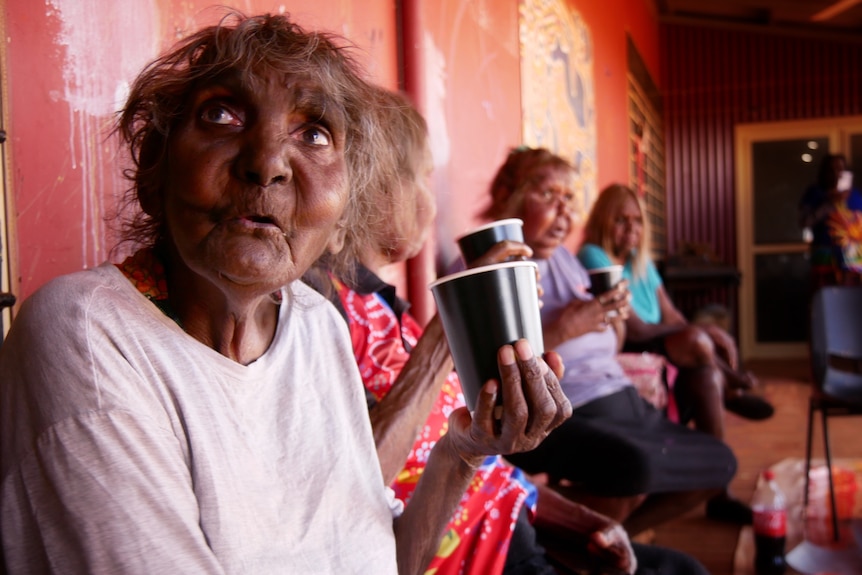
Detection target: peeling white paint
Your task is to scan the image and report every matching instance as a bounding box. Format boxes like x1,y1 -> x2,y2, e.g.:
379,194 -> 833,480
423,32 -> 451,170
46,0 -> 159,267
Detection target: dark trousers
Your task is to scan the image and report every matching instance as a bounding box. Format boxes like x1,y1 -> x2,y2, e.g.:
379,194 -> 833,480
504,506 -> 709,575
506,386 -> 736,497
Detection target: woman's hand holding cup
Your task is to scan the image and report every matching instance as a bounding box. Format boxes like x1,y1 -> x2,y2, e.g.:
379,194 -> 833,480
595,280 -> 631,324
445,340 -> 570,467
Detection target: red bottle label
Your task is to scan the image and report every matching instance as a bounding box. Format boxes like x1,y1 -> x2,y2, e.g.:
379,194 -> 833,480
753,509 -> 787,537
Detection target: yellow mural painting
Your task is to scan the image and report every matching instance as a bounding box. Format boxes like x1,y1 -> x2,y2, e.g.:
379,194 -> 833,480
519,0 -> 597,218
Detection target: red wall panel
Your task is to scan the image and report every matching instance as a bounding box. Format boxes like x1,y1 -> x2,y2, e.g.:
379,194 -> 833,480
575,0 -> 660,192
400,0 -> 660,324
4,0 -> 659,324
402,0 -> 524,323
4,0 -> 397,304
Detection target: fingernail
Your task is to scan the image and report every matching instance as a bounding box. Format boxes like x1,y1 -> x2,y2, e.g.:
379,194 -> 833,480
484,380 -> 499,396
500,345 -> 515,365
514,339 -> 533,360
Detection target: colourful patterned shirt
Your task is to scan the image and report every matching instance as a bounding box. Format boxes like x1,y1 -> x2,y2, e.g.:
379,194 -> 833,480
827,201 -> 862,274
330,269 -> 537,575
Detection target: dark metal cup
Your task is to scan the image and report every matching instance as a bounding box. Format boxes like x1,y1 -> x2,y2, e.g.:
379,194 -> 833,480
456,218 -> 525,266
430,261 -> 544,410
587,265 -> 623,297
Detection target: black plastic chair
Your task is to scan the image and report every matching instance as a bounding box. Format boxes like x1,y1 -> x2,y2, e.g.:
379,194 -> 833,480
803,285 -> 862,541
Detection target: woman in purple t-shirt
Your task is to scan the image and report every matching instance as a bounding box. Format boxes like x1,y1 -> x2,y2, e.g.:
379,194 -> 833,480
485,147 -> 740,537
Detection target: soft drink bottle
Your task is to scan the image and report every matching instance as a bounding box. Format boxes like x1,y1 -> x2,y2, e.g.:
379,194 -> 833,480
752,469 -> 787,575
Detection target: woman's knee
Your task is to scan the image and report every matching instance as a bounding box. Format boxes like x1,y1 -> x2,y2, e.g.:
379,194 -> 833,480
678,364 -> 724,399
666,325 -> 715,367
594,445 -> 658,495
704,438 -> 738,486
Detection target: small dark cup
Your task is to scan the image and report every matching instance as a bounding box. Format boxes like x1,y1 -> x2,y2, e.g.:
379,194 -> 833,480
430,261 -> 544,411
456,218 -> 524,266
587,265 -> 623,297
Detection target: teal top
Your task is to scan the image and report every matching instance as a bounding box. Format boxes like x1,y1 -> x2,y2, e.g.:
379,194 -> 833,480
577,243 -> 663,324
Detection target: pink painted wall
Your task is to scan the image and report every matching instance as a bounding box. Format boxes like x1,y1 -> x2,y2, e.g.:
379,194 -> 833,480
412,0 -> 659,271
402,0 -> 659,322
3,0 -> 657,323
576,0 -> 660,190
401,0 -> 524,322
4,0 -> 397,304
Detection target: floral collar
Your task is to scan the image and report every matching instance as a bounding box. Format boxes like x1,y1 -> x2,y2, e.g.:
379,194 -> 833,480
115,248 -> 181,325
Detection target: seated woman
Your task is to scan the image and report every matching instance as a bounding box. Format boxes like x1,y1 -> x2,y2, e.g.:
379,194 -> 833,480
307,89 -> 709,575
480,147 -> 741,536
578,183 -> 773,521
0,14 -> 570,574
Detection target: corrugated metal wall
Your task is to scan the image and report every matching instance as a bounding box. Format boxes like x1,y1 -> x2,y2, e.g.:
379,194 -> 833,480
661,23 -> 862,321
663,23 -> 862,262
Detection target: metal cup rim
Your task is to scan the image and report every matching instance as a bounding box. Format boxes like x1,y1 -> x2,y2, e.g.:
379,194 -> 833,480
587,265 -> 623,274
429,260 -> 538,290
455,218 -> 524,243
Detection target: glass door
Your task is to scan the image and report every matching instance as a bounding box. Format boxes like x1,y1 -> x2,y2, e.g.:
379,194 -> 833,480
736,116 -> 862,359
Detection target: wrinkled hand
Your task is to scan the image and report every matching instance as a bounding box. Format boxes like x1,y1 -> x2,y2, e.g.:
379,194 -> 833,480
446,340 -> 571,464
553,298 -> 605,342
597,280 -> 631,325
587,523 -> 637,575
469,241 -> 544,303
553,281 -> 631,341
467,240 -> 532,268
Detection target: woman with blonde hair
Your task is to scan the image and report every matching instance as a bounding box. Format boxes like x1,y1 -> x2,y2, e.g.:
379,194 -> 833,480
579,183 -> 772,523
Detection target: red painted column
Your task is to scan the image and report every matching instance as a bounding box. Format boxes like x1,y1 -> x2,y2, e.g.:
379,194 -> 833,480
400,0 -> 437,327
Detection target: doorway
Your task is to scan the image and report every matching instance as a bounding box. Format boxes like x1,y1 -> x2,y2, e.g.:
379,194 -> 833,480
735,116 -> 862,360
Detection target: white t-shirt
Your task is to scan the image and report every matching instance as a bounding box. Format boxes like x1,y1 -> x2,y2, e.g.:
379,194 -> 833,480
0,263 -> 399,574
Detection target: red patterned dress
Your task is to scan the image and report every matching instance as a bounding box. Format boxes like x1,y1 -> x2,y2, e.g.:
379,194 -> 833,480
330,270 -> 537,575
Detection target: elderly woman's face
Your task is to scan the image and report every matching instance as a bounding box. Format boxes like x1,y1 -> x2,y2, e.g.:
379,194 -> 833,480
612,196 -> 643,256
518,164 -> 578,260
161,71 -> 349,292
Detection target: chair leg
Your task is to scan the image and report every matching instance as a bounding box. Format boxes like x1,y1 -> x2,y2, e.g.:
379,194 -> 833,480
803,401 -> 815,512
820,408 -> 840,542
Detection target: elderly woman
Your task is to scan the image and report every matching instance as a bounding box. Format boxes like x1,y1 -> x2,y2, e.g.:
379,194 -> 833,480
481,147 -> 740,536
0,14 -> 570,574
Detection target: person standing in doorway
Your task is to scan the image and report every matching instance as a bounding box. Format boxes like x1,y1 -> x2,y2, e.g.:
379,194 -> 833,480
799,153 -> 862,289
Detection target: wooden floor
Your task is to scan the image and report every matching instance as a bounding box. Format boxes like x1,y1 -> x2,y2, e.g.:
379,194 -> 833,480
647,357 -> 859,574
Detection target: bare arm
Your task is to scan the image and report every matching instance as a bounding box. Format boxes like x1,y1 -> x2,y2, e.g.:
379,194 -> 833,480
533,484 -> 637,575
393,342 -> 571,575
656,284 -> 687,326
369,314 -> 452,484
392,431 -> 483,574
368,241 -> 533,485
624,285 -> 687,343
543,298 -> 606,349
701,323 -> 739,371
543,282 -> 630,350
